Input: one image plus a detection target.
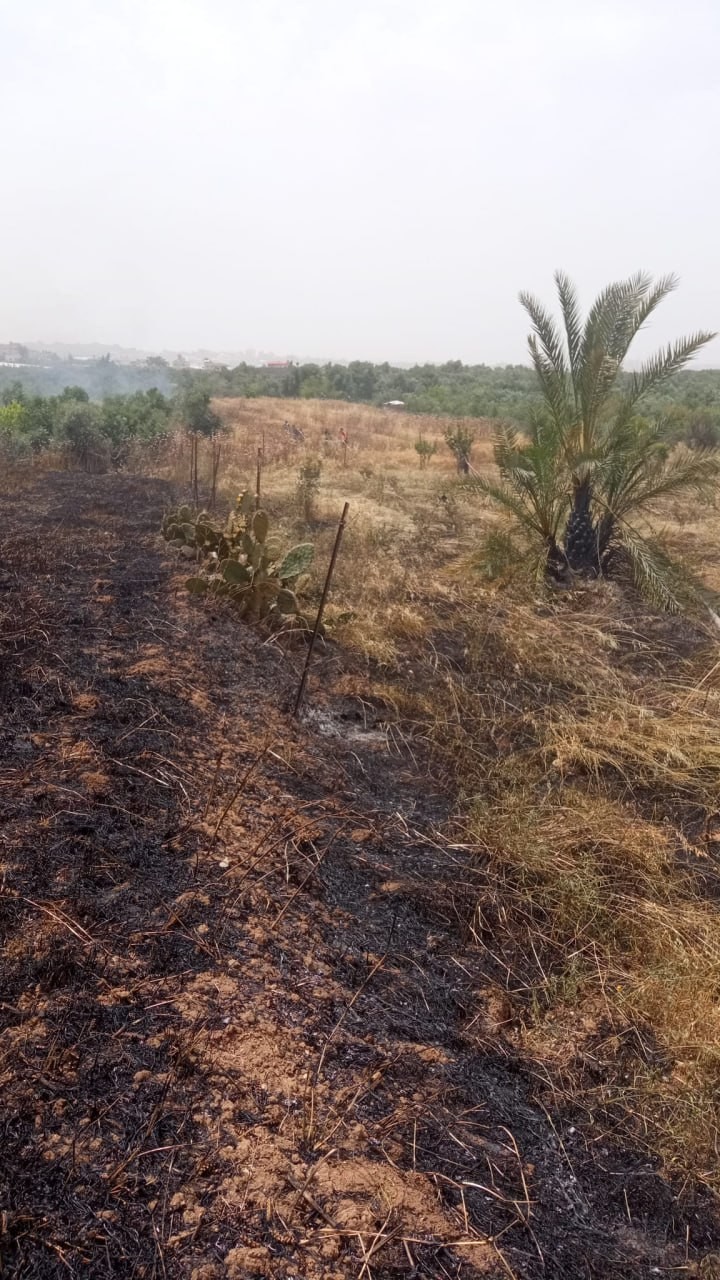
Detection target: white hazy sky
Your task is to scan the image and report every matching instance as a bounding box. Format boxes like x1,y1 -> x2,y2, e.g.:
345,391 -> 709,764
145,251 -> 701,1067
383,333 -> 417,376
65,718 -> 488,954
1,0 -> 719,363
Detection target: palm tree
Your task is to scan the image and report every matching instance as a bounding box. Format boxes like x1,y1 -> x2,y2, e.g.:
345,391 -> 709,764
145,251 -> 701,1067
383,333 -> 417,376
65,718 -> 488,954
473,272 -> 720,608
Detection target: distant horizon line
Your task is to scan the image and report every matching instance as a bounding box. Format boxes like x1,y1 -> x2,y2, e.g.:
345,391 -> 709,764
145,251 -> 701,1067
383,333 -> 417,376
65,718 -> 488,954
3,339 -> 720,373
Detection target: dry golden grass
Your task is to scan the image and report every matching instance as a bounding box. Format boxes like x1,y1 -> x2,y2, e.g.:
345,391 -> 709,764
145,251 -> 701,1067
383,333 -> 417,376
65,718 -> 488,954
150,397 -> 495,660
413,589 -> 720,1188
153,396 -> 720,1192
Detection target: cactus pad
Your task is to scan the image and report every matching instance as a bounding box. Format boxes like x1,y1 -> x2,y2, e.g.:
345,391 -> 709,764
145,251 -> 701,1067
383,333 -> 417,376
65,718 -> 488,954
278,543 -> 314,580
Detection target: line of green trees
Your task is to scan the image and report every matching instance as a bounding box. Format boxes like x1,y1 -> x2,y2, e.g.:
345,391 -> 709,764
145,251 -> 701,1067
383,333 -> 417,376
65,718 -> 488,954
175,361 -> 720,444
0,381 -> 230,476
3,353 -> 720,452
0,384 -> 176,465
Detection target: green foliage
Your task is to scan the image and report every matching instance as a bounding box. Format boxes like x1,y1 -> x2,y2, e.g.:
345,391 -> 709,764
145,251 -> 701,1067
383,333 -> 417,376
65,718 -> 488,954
174,357 -> 545,419
475,529 -> 527,582
100,389 -> 173,444
0,401 -> 29,446
277,543 -> 314,580
177,387 -> 222,438
445,425 -> 475,474
161,504 -> 314,624
59,385 -> 90,403
0,385 -> 174,462
471,272 -> 720,609
414,436 -> 437,469
222,559 -> 252,585
5,346 -> 720,429
276,588 -> 299,614
58,401 -> 110,472
236,489 -> 255,517
253,510 -> 269,543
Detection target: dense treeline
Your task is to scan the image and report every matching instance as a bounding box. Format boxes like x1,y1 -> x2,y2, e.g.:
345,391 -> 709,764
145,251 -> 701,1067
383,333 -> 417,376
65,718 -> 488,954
0,383 -> 175,466
175,360 -> 720,440
174,360 -> 542,419
3,355 -> 720,451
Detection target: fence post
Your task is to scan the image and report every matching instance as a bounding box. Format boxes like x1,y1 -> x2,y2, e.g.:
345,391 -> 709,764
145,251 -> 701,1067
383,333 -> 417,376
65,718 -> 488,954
255,446 -> 263,511
292,502 -> 349,718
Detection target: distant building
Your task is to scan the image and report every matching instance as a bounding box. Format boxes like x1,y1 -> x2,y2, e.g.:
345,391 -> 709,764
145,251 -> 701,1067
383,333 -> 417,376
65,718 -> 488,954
0,342 -> 30,366
382,400 -> 405,410
265,360 -> 291,369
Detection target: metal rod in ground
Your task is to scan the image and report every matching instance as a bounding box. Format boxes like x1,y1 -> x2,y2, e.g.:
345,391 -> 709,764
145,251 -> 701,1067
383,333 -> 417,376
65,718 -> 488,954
255,446 -> 262,510
192,434 -> 199,508
292,501 -> 350,719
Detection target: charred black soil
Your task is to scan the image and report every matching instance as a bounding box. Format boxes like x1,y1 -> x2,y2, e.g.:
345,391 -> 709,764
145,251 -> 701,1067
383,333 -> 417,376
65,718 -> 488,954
1,473 -> 718,1279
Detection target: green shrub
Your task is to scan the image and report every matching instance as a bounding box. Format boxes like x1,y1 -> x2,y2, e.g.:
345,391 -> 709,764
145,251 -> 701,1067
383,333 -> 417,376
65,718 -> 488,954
445,425 -> 475,474
414,435 -> 438,468
295,456 -> 322,523
58,402 -> 111,473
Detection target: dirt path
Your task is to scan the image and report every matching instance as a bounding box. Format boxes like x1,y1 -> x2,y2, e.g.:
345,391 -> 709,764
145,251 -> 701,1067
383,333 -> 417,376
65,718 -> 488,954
0,473 -> 715,1279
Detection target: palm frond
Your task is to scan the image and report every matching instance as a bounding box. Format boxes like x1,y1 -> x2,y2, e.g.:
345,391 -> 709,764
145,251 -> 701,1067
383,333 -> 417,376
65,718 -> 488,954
519,291 -> 572,430
590,277 -> 684,432
597,417 -> 668,509
604,274 -> 678,371
614,523 -> 684,612
617,331 -> 716,424
554,270 -> 583,393
578,274 -> 652,441
519,291 -> 568,376
614,520 -> 719,615
625,274 -> 679,343
465,474 -> 549,541
474,528 -> 538,582
491,419 -> 521,470
610,446 -> 720,517
580,273 -> 651,361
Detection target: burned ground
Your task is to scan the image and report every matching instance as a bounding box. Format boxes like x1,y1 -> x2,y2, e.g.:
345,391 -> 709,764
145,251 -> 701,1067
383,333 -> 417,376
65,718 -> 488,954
1,472 -> 718,1279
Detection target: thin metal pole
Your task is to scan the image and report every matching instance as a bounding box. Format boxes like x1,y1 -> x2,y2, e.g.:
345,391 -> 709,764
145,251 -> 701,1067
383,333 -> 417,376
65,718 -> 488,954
210,438 -> 221,510
292,501 -> 349,718
192,434 -> 199,508
255,446 -> 262,511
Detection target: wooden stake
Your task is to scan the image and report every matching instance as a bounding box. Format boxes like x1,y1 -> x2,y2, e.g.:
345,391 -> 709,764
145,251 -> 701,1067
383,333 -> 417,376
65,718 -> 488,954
210,437 -> 221,510
255,446 -> 263,511
292,502 -> 349,718
192,434 -> 199,508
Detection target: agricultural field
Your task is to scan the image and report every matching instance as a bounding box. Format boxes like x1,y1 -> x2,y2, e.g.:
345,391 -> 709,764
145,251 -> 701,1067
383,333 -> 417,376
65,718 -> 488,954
2,396 -> 720,1279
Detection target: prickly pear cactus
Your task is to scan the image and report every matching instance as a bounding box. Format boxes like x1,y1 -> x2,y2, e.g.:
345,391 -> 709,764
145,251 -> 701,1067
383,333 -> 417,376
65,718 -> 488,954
162,503 -> 314,627
278,543 -> 314,582
253,510 -> 269,543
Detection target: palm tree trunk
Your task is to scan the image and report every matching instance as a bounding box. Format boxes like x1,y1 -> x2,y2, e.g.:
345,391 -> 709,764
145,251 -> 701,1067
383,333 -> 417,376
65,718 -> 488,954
597,511 -> 614,569
564,475 -> 599,573
545,538 -> 568,581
